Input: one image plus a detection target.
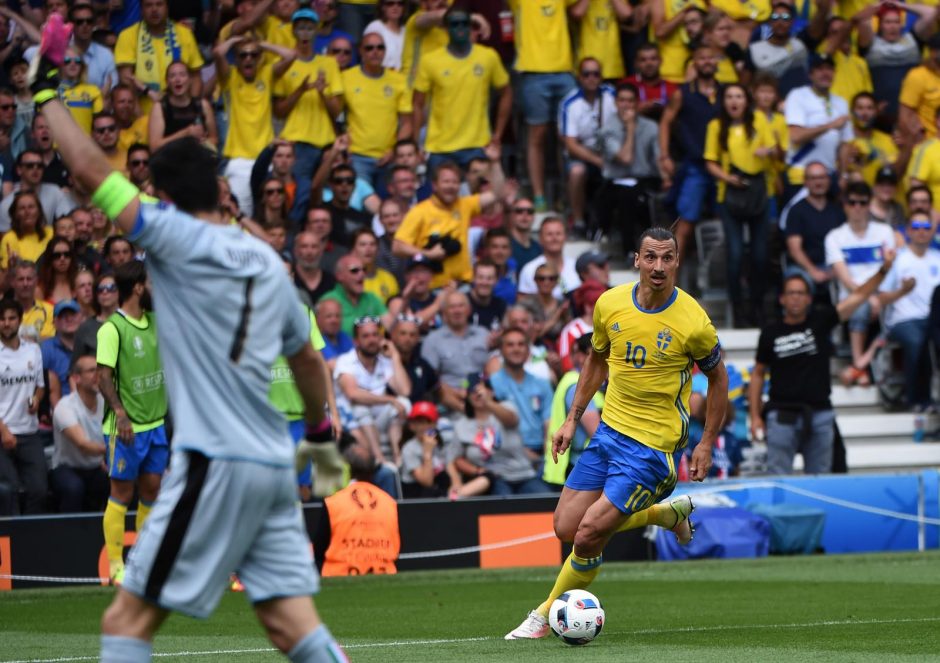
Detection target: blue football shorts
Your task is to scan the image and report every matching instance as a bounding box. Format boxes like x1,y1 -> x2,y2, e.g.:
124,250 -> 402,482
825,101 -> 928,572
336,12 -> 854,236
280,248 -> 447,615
565,421 -> 681,514
106,425 -> 169,481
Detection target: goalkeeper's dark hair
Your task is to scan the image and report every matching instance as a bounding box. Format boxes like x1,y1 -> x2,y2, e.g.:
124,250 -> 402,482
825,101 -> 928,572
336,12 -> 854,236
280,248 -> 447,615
148,137 -> 220,215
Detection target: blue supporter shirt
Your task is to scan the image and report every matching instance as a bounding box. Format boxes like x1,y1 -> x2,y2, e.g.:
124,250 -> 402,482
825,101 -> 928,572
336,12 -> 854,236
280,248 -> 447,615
489,368 -> 553,451
40,335 -> 72,397
321,332 -> 353,361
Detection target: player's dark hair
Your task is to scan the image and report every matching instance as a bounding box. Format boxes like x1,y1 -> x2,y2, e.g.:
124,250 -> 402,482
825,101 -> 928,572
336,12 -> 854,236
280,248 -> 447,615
0,298 -> 23,321
637,226 -> 678,253
149,137 -> 220,214
114,260 -> 147,306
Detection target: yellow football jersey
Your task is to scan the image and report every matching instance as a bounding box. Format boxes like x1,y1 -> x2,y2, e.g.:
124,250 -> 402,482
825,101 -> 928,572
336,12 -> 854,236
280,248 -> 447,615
908,138 -> 940,209
223,65 -> 275,159
60,83 -> 103,134
577,0 -> 624,79
342,66 -> 412,159
275,55 -> 343,147
509,0 -> 577,73
591,283 -> 721,453
849,129 -> 897,189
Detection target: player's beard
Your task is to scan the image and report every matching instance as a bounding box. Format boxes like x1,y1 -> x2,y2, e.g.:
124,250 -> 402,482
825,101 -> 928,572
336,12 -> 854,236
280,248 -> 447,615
140,290 -> 154,312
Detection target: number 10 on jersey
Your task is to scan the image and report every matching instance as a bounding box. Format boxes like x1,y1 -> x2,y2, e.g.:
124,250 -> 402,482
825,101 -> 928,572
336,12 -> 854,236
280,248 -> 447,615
624,342 -> 646,369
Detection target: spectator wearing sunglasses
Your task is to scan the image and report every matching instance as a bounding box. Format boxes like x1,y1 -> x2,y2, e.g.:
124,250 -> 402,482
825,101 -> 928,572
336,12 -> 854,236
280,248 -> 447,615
321,254 -> 393,335
745,1 -> 828,98
71,273 -> 119,364
68,1 -> 117,93
57,47 -> 103,136
0,151 -> 75,235
126,144 -> 150,189
89,111 -> 125,174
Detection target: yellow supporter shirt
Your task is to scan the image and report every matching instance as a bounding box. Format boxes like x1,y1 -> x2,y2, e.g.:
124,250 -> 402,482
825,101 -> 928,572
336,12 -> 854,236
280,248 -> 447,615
716,55 -> 738,84
264,15 -> 296,48
578,0 -> 625,79
59,83 -> 103,134
908,138 -> 940,209
654,0 -> 706,83
401,11 -> 448,86
119,114 -> 150,153
364,268 -> 400,302
703,112 -> 775,202
342,66 -> 412,159
849,129 -> 897,188
274,55 -> 343,147
21,300 -> 54,341
394,194 -> 482,287
0,230 -> 52,269
830,50 -> 872,106
414,45 -> 509,154
223,64 -> 275,159
899,65 -> 940,139
510,0 -> 576,73
710,0 -> 770,21
591,282 -> 720,453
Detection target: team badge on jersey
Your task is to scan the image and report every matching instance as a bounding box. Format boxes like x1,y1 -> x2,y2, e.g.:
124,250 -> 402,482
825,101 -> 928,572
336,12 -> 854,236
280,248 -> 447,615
383,85 -> 393,97
473,64 -> 484,77
654,327 -> 672,360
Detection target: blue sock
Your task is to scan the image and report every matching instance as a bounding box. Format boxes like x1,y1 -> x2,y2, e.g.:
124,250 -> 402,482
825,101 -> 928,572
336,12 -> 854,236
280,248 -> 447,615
100,634 -> 153,662
288,624 -> 347,662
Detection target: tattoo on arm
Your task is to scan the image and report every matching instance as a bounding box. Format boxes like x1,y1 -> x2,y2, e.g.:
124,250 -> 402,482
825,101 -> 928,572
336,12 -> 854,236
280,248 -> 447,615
573,406 -> 585,424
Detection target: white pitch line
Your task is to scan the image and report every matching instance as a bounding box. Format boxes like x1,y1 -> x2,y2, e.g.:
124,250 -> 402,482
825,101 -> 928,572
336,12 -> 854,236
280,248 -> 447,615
4,617 -> 940,663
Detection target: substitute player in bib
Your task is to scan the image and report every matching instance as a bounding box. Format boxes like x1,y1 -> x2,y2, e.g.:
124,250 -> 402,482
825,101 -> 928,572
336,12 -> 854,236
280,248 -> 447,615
506,226 -> 729,640
30,18 -> 346,662
98,260 -> 168,585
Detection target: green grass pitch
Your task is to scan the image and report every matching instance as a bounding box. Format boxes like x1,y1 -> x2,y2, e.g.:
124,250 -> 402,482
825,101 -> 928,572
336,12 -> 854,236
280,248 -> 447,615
2,552 -> 940,662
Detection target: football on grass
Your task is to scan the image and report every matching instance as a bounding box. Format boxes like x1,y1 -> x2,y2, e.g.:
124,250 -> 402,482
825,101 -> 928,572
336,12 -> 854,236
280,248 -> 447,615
549,589 -> 605,645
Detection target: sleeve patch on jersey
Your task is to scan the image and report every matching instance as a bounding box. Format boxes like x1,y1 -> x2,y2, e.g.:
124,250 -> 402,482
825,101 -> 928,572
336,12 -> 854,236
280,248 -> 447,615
696,343 -> 722,372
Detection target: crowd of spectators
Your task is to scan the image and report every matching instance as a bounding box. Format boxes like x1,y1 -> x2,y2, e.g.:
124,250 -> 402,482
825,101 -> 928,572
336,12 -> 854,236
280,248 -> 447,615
5,0 -> 940,512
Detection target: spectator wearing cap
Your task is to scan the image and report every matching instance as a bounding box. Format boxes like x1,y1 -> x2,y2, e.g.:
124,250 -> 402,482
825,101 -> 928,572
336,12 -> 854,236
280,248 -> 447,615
517,217 -> 582,300
272,7 -> 343,219
750,259 -> 894,476
907,108 -> 940,211
390,315 -> 439,403
350,228 -> 400,303
879,213 -> 940,410
558,278 -> 605,372
575,251 -> 610,287
899,33 -> 940,141
782,53 -> 852,199
342,32 -> 413,190
746,1 -> 827,98
393,155 -> 505,289
622,43 -> 679,122
321,254 -> 392,336
215,35 -> 296,218
857,1 -> 937,120
468,260 -> 507,332
315,299 -> 353,368
69,1 -> 117,93
293,229 -> 337,306
844,92 -> 907,191
507,198 -> 541,276
387,254 -> 446,332
870,166 -> 905,231
334,317 -> 411,465
421,291 -> 490,412
41,298 -> 81,405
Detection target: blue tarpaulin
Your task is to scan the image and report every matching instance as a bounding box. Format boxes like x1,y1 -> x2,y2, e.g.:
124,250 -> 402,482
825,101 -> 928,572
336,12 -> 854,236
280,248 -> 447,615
656,507 -> 772,561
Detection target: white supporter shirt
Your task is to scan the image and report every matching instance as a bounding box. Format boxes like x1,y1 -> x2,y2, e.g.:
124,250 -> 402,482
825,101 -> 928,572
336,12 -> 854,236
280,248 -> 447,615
825,221 -> 896,301
558,85 -> 619,151
52,391 -> 105,470
0,340 -> 43,435
517,256 -> 581,298
880,247 -> 940,328
784,86 -> 852,171
333,349 -> 394,411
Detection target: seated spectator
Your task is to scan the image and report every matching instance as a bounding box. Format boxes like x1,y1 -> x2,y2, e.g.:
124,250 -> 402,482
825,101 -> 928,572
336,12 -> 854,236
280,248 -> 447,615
507,198 -> 541,275
390,314 -> 439,402
334,317 -> 411,465
375,199 -> 407,287
381,138 -> 431,201
71,273 -> 119,362
452,373 -> 549,495
623,43 -> 678,121
49,354 -> 109,513
148,60 -> 217,151
878,214 -> 940,410
250,141 -> 298,222
421,291 -> 490,412
73,270 -> 95,319
41,298 -> 81,407
518,217 -> 582,300
486,305 -> 560,386
304,205 -> 348,273
293,230 -> 336,308
110,85 -> 149,158
489,327 -> 554,462
597,82 -> 661,255
479,228 -> 517,304
387,255 -> 447,332
825,182 -> 896,385
316,299 -> 353,368
542,335 -> 602,488
102,236 -> 135,274
37,236 -> 77,303
314,443 -> 400,576
746,1 -> 826,98
89,111 -> 126,173
350,228 -> 399,303
126,144 -> 151,189
575,251 -> 610,287
899,33 -> 940,141
399,401 -> 489,499
321,254 -> 391,336
0,150 -> 75,234
519,265 -> 571,348
870,167 -> 905,231
559,57 -> 617,234
559,279 -> 605,372
263,219 -> 289,254
468,260 -> 507,332
381,165 -> 421,228
1,191 -> 53,272
70,207 -> 103,275
317,158 -> 377,238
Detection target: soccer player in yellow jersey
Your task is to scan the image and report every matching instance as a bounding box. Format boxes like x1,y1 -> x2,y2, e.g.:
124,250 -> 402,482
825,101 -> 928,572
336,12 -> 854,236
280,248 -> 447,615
506,227 -> 729,640
413,7 -> 511,176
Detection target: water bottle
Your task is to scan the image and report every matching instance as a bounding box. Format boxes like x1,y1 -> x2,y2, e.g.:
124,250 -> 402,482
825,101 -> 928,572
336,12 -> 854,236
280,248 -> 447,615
913,414 -> 925,443
498,11 -> 514,43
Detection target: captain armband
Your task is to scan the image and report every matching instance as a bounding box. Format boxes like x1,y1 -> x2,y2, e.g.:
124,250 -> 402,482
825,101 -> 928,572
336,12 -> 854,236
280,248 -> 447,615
695,343 -> 722,373
91,172 -> 139,220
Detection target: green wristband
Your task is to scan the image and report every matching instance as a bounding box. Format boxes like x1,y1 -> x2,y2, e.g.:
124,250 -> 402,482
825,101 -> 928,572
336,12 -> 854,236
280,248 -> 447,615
92,172 -> 139,220
33,89 -> 57,106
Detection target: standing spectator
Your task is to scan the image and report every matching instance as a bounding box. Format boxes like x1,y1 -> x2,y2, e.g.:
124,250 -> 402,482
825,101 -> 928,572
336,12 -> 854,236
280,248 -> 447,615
327,36 -> 356,70
558,278 -> 605,371
40,298 -> 81,405
342,32 -> 412,189
517,217 -> 582,299
899,34 -> 940,141
559,58 -> 617,235
750,261 -> 894,475
69,1 -> 117,94
825,182 -> 896,385
275,7 -> 343,217
334,317 -> 411,465
147,61 -> 217,151
114,0 -> 203,110
71,273 -> 119,362
489,326 -> 554,459
316,298 -> 353,367
36,235 -> 76,303
49,353 -> 109,513
659,44 -> 721,264
350,228 -> 399,303
393,149 -> 504,288
878,214 -> 940,410
507,197 -> 541,274
390,315 -> 438,403
8,261 -> 54,342
0,151 -> 74,233
597,82 -> 661,255
649,0 -> 698,84
57,47 -> 103,135
783,54 -> 852,198
216,35 -> 294,218
570,0 -> 630,80
375,199 -> 406,286
623,43 -> 679,121
704,83 -> 777,326
820,13 -> 872,106
509,0 -> 576,212
467,259 -> 506,332
784,161 -> 844,296
401,0 -> 449,86
421,291 -> 490,412
364,0 -> 406,70
1,191 -> 53,270
746,1 -> 825,98
699,11 -> 748,85
907,110 -> 940,209
321,254 -> 391,335
0,299 -> 46,516
413,7 -> 510,174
